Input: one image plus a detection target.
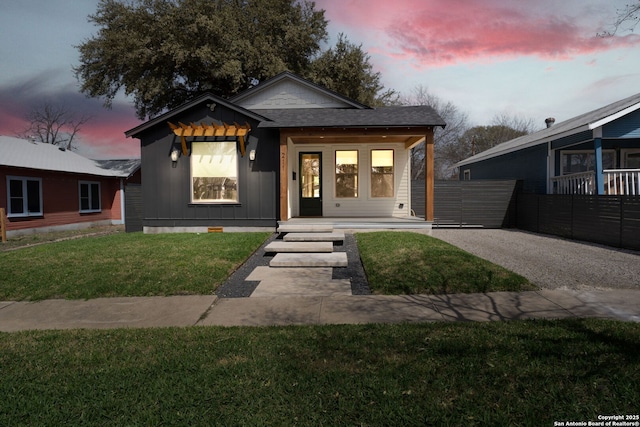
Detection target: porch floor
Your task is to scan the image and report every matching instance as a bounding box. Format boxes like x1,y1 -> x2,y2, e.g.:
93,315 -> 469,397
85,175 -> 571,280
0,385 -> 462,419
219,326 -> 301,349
280,217 -> 432,231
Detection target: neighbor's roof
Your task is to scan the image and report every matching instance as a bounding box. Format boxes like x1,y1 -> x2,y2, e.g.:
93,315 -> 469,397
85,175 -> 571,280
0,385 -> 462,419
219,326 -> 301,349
457,92 -> 640,167
257,105 -> 446,129
0,135 -> 138,177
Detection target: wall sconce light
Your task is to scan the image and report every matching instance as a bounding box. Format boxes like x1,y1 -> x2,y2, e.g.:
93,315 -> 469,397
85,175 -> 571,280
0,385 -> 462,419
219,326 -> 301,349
249,149 -> 256,161
170,147 -> 180,167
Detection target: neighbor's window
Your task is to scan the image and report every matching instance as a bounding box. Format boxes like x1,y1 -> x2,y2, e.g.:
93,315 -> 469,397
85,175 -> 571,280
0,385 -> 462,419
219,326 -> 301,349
463,169 -> 471,180
624,150 -> 640,169
191,141 -> 238,203
371,149 -> 394,197
79,181 -> 101,213
6,176 -> 42,217
561,150 -> 615,175
335,150 -> 358,198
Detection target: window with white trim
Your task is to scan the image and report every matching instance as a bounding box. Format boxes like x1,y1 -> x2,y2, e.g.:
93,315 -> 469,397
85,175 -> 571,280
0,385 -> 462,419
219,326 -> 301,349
463,169 -> 471,180
6,176 -> 42,217
191,141 -> 238,203
623,149 -> 640,169
560,150 -> 616,175
335,150 -> 358,198
371,149 -> 394,197
79,181 -> 101,213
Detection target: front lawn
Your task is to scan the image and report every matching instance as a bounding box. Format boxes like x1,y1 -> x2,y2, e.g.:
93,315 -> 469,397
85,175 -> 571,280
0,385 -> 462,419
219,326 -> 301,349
357,231 -> 536,295
1,319 -> 638,426
0,232 -> 271,300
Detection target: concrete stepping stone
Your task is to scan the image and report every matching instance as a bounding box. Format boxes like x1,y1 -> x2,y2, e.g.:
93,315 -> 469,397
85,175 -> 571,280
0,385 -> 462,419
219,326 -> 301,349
277,224 -> 334,233
251,279 -> 352,297
246,266 -> 333,281
282,232 -> 345,242
270,252 -> 348,267
264,241 -> 333,253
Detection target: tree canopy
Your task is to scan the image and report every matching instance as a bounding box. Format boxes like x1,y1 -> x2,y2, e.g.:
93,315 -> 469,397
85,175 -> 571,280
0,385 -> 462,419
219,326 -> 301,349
75,0 -> 391,119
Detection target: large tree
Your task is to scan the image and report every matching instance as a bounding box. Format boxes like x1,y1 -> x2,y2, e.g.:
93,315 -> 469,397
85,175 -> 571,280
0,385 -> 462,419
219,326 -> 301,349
600,2 -> 640,35
402,85 -> 469,180
75,0 -> 390,119
308,33 -> 397,106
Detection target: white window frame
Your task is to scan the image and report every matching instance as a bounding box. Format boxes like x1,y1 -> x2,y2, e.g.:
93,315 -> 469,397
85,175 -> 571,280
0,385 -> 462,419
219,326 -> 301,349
463,169 -> 471,180
79,181 -> 102,213
335,150 -> 359,198
370,149 -> 395,198
6,176 -> 43,218
622,149 -> 640,169
560,150 -> 616,175
190,140 -> 239,204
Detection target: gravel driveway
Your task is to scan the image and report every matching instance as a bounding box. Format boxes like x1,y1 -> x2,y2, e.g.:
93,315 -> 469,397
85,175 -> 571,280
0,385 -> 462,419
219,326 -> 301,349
430,229 -> 640,291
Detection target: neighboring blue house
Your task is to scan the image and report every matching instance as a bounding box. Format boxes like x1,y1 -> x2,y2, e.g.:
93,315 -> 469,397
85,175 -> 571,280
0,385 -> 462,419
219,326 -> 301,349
456,93 -> 640,195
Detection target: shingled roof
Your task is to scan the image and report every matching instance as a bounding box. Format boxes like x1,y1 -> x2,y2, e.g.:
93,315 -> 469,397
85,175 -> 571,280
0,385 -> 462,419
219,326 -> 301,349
457,92 -> 640,167
257,105 -> 446,129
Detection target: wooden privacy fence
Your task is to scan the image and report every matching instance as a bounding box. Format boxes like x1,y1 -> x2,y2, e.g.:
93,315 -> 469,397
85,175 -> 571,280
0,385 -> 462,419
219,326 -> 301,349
1,208 -> 6,243
517,194 -> 640,250
412,180 -> 520,228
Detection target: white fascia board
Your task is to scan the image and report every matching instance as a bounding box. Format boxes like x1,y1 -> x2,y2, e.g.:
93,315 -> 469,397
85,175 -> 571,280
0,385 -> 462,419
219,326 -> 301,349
456,124 -> 592,166
589,102 -> 640,130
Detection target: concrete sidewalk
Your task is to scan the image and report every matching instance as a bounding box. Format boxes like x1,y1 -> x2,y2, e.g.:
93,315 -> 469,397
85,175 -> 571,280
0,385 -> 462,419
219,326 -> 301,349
1,289 -> 639,332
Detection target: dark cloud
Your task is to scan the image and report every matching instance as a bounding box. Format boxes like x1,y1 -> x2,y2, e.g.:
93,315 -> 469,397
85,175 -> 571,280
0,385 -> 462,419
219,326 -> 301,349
0,71 -> 141,158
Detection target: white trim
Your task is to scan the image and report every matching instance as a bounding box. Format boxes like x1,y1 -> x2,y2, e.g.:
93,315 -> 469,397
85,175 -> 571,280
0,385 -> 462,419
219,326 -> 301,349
622,149 -> 640,168
118,179 -> 125,225
559,149 -> 616,175
79,180 -> 102,213
463,169 -> 471,180
6,175 -> 43,217
589,102 -> 640,130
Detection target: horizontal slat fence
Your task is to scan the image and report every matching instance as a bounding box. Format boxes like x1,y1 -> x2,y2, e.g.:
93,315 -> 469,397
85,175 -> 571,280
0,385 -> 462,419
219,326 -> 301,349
516,194 -> 640,250
413,180 -> 520,228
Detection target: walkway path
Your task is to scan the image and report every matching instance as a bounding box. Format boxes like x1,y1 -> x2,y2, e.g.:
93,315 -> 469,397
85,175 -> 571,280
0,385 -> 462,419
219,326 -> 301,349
1,289 -> 639,332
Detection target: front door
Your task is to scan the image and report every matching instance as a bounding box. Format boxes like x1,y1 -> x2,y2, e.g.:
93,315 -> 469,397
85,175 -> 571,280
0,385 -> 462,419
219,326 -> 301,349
299,152 -> 322,216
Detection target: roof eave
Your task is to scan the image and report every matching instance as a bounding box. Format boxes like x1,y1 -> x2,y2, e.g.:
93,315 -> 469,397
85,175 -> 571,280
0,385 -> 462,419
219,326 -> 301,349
124,93 -> 270,138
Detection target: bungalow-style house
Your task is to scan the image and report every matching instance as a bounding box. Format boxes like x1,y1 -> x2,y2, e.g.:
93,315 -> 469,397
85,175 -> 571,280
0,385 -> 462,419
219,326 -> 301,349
1,135 -> 141,237
456,93 -> 640,195
125,72 -> 445,232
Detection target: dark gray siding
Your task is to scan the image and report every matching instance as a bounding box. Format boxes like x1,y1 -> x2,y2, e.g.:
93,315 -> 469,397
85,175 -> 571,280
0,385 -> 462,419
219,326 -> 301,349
413,180 -> 519,228
459,144 -> 548,193
124,183 -> 143,232
138,103 -> 279,228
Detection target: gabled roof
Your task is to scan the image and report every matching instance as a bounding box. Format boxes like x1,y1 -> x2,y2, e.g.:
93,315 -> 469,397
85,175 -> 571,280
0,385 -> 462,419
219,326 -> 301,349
257,105 -> 446,129
94,159 -> 141,177
230,71 -> 370,110
457,92 -> 640,167
0,136 -> 135,177
125,93 -> 268,138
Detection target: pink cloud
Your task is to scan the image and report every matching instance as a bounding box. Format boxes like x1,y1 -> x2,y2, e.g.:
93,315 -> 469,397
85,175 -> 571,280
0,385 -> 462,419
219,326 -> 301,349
317,0 -> 640,67
0,73 -> 141,159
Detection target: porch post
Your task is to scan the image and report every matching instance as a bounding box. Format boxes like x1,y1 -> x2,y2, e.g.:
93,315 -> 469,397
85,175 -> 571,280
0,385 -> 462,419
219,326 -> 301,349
279,133 -> 289,221
594,137 -> 604,195
425,128 -> 435,221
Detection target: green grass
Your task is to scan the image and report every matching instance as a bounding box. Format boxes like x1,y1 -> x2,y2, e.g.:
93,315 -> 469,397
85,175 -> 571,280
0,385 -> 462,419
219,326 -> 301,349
357,231 -> 537,295
0,232 -> 270,300
1,319 -> 638,426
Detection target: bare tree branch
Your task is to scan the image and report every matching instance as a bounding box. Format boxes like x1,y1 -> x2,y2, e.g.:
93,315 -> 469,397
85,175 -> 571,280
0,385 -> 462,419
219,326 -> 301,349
16,101 -> 91,150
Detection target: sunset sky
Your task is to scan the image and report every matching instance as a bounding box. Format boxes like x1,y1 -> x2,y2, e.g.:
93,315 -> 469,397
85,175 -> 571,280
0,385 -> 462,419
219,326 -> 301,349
1,0 -> 639,159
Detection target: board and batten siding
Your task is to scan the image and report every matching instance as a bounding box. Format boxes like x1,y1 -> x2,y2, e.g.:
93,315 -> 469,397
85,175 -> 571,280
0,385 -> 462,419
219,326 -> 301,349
237,80 -> 352,110
290,142 -> 411,217
139,105 -> 279,228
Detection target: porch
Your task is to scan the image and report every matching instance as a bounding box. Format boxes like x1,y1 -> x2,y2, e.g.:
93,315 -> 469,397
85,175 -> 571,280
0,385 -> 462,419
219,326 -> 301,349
551,169 -> 640,195
278,216 -> 433,231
